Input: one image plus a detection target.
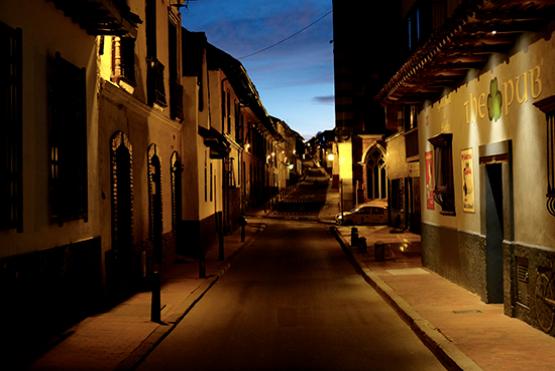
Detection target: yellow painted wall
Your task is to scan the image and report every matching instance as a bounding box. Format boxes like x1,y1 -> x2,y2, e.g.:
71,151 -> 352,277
0,0 -> 99,257
385,134 -> 408,180
420,31 -> 555,249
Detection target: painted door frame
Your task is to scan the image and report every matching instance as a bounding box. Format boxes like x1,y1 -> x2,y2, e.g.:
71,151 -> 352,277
479,140 -> 514,304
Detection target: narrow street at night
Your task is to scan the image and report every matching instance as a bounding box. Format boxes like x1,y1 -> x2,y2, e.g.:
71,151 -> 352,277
136,218 -> 444,371
5,1 -> 555,370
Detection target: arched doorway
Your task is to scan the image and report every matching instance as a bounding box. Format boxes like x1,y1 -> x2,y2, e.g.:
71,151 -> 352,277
365,144 -> 387,200
110,131 -> 134,292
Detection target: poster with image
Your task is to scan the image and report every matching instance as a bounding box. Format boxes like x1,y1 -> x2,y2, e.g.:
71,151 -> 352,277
425,151 -> 434,210
461,148 -> 475,213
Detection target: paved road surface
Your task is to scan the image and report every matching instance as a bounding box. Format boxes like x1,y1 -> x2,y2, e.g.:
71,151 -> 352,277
137,219 -> 444,371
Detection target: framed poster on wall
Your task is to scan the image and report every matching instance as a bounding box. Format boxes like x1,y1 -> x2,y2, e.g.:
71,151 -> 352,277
425,151 -> 434,210
461,148 -> 475,213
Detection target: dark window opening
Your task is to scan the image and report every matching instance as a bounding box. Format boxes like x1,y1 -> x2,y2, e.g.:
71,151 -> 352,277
145,0 -> 156,58
0,22 -> 22,231
221,89 -> 226,132
405,0 -> 446,56
168,21 -> 183,121
145,0 -> 165,107
210,163 -> 213,201
227,93 -> 231,134
428,133 -> 455,215
235,102 -> 243,143
47,52 -> 88,223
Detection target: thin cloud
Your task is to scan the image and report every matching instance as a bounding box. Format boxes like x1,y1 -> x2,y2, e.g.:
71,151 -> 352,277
313,95 -> 334,104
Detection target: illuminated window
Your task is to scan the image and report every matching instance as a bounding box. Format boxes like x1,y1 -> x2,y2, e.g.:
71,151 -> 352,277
0,22 -> 22,231
112,36 -> 136,88
47,52 -> 88,223
428,133 -> 456,215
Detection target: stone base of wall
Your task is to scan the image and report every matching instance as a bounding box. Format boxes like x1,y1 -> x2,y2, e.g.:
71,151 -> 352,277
422,223 -> 487,300
178,213 -> 218,257
0,237 -> 102,360
507,242 -> 555,336
424,222 -> 555,336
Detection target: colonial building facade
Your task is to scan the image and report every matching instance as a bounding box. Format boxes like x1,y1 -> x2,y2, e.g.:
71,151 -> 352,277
379,0 -> 555,335
0,0 -> 301,357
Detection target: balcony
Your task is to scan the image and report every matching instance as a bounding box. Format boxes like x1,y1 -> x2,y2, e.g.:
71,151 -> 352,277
48,0 -> 141,37
378,0 -> 555,105
147,57 -> 167,108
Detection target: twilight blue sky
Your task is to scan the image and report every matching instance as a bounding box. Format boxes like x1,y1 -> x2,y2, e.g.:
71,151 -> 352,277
180,0 -> 335,140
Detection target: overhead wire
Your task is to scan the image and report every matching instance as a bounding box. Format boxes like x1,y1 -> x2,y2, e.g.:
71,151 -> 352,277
238,9 -> 332,60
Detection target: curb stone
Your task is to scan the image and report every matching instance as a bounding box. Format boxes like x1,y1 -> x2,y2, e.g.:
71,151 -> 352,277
329,226 -> 482,371
115,224 -> 266,371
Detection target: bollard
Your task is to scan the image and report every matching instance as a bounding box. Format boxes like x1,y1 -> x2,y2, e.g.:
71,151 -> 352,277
239,215 -> 247,242
374,241 -> 385,262
350,227 -> 359,247
150,270 -> 161,322
358,237 -> 367,253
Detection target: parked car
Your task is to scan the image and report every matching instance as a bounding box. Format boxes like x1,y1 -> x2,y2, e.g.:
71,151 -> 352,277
335,200 -> 388,225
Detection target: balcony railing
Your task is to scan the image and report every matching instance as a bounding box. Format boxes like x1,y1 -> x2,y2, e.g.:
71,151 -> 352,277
147,57 -> 167,108
111,37 -> 136,88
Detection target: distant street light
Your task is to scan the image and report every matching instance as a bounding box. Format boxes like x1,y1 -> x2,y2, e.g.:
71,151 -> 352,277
327,153 -> 334,161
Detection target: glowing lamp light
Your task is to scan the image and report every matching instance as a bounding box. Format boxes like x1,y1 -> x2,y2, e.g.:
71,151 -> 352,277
288,164 -> 294,170
327,153 -> 335,161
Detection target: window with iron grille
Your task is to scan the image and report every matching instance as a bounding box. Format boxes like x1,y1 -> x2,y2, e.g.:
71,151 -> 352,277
428,133 -> 455,215
47,53 -> 88,223
533,96 -> 555,217
0,22 -> 22,231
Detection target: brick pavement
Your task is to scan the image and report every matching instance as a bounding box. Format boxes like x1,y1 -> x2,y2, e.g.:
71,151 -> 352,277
29,181 -> 555,371
334,223 -> 555,371
29,222 -> 265,371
